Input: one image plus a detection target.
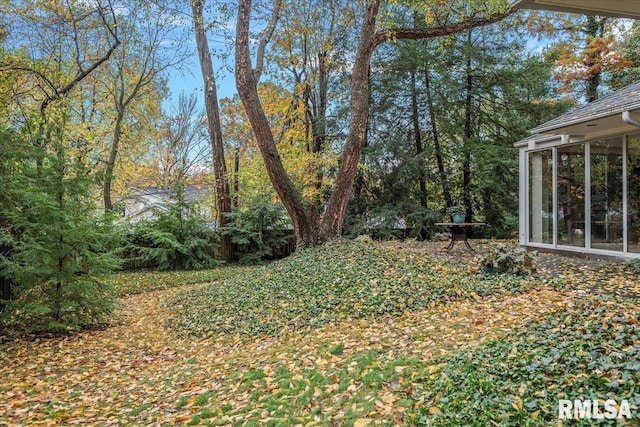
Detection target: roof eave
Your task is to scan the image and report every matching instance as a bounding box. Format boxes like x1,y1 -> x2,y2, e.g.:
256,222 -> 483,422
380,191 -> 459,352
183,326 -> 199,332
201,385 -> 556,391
532,106 -> 640,134
509,0 -> 640,19
513,133 -> 559,148
532,107 -> 640,135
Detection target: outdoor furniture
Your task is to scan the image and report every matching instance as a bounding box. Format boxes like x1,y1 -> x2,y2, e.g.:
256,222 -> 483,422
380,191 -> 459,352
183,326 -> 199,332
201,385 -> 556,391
434,222 -> 486,252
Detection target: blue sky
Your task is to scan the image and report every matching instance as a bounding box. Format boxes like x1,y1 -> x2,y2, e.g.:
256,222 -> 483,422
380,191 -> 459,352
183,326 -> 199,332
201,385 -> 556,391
163,51 -> 238,114
161,4 -> 238,114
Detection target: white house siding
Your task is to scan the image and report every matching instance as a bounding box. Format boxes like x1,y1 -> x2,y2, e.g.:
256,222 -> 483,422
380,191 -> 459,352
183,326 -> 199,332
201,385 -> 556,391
515,82 -> 640,260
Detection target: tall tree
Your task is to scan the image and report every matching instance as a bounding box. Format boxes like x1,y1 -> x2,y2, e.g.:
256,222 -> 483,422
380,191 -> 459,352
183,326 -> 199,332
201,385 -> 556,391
190,0 -> 238,260
1,0 -> 120,138
0,1 -> 122,331
102,1 -> 186,211
236,0 -> 513,245
153,93 -> 211,189
356,10 -> 572,238
236,0 -> 318,246
269,0 -> 355,204
537,13 -> 630,101
608,20 -> 640,89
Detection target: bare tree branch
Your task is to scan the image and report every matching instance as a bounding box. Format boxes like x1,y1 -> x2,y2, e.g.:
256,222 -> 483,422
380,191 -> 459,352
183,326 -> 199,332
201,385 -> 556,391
254,0 -> 282,81
372,9 -> 515,48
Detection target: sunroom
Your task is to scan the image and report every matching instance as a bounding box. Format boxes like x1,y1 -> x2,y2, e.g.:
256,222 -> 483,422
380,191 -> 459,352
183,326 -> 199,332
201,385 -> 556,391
515,81 -> 640,259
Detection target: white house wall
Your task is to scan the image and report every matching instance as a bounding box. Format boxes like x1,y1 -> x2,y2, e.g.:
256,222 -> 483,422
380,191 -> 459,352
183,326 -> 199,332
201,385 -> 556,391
520,133 -> 640,260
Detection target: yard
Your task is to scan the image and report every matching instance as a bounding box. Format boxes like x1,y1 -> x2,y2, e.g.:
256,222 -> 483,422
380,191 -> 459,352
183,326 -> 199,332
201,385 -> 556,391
0,240 -> 638,426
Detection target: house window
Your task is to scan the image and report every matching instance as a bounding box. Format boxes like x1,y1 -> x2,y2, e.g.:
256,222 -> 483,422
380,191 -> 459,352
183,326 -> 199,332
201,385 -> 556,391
525,133 -> 640,257
529,150 -> 553,244
557,144 -> 585,247
590,138 -> 624,251
628,136 -> 640,254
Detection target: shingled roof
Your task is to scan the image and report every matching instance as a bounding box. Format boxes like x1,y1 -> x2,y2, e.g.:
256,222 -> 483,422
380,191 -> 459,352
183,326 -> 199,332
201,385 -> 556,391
531,81 -> 640,134
509,0 -> 640,20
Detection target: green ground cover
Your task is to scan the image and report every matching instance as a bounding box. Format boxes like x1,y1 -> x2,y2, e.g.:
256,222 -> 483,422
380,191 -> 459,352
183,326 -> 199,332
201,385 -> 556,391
168,240 -> 541,337
0,240 -> 637,426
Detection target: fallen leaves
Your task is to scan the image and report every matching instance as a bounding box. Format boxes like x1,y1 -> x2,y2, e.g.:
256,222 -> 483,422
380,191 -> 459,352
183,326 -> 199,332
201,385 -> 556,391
0,286 -> 571,425
412,297 -> 640,426
168,240 -> 546,338
0,240 -> 637,426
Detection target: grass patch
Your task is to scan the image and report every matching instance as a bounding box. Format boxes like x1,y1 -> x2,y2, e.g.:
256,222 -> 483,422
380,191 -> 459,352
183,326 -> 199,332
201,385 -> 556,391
197,348 -> 424,426
410,297 -> 640,426
168,240 -> 543,338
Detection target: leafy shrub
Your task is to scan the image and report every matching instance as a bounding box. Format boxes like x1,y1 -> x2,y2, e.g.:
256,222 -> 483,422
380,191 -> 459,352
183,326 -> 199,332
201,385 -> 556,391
623,259 -> 640,274
0,215 -> 119,333
345,203 -> 439,241
223,194 -> 292,264
477,243 -> 537,276
123,202 -> 219,271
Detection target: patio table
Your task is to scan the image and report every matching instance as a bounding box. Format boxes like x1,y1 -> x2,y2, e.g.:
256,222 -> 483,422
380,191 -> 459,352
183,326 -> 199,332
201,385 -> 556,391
434,222 -> 486,252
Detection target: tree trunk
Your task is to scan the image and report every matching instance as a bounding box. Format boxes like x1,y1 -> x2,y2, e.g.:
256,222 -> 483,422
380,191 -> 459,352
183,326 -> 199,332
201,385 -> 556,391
235,0 -> 511,243
103,110 -> 124,212
191,0 -> 233,258
320,0 -> 381,237
308,50 -> 329,203
410,69 -> 427,210
308,50 -> 329,155
424,65 -> 452,209
232,148 -> 240,209
320,7 -> 511,236
462,30 -> 474,224
236,0 -> 318,247
585,16 -> 605,102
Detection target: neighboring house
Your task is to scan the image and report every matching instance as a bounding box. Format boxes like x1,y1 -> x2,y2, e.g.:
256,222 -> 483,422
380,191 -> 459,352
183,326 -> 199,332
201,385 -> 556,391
514,82 -> 640,259
511,0 -> 640,259
122,186 -> 213,224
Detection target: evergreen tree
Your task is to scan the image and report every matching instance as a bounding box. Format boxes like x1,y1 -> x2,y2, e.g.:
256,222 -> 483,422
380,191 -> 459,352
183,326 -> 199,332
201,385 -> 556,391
123,184 -> 220,271
0,122 -> 120,333
355,14 -> 572,238
608,21 -> 640,90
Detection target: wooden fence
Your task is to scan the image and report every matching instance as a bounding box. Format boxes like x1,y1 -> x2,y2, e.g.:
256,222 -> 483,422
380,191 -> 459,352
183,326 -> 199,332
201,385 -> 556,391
0,243 -> 13,313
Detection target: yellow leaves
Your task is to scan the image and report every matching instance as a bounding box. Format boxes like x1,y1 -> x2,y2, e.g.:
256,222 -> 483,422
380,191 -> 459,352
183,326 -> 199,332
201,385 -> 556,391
518,382 -> 528,396
11,399 -> 27,408
511,395 -> 524,411
354,418 -> 373,427
379,393 -> 397,405
10,242 -> 633,425
508,345 -> 519,358
322,39 -> 332,53
428,406 -> 443,415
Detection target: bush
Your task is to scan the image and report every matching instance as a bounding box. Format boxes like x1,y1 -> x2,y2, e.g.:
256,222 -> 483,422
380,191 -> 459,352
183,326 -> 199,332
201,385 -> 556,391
224,194 -> 292,264
412,298 -> 640,426
623,259 -> 640,274
122,201 -> 220,271
477,243 -> 537,276
169,240 -> 541,337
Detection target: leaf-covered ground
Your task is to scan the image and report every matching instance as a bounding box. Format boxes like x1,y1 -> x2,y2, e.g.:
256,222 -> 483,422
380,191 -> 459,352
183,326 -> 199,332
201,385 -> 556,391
169,240 -> 542,337
0,240 -> 638,426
